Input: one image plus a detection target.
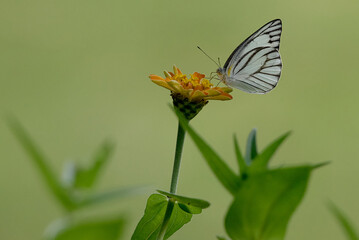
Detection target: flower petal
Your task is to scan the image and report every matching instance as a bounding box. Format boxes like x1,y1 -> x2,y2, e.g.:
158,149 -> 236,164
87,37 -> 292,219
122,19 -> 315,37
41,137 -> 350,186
190,90 -> 206,101
205,92 -> 233,100
164,71 -> 172,78
204,88 -> 221,97
192,72 -> 205,80
173,65 -> 182,75
167,80 -> 183,93
215,87 -> 233,93
149,74 -> 165,81
151,79 -> 175,91
173,65 -> 179,75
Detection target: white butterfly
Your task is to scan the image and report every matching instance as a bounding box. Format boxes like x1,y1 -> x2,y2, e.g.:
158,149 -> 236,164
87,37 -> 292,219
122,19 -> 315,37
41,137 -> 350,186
217,19 -> 282,94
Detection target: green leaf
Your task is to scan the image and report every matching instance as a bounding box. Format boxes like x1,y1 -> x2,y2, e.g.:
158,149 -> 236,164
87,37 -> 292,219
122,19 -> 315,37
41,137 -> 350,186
77,185 -> 150,208
131,194 -> 167,240
233,134 -> 246,176
313,161 -> 330,169
164,202 -> 192,239
73,141 -> 114,189
329,203 -> 359,240
7,118 -> 76,211
250,131 -> 291,172
132,194 -> 192,240
157,190 -> 210,209
245,128 -> 258,165
178,203 -> 202,214
217,236 -> 227,240
45,216 -> 124,240
173,106 -> 240,195
225,166 -> 313,240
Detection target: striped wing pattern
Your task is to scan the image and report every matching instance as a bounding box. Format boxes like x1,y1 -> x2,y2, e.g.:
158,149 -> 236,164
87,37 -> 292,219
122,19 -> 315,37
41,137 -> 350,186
223,19 -> 283,94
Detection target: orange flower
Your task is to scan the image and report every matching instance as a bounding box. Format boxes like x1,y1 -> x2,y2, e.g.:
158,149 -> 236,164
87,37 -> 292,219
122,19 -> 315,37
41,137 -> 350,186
150,66 -> 233,102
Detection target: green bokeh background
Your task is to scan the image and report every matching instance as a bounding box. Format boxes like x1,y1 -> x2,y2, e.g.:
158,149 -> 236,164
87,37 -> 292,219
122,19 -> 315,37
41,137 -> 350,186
1,0 -> 358,239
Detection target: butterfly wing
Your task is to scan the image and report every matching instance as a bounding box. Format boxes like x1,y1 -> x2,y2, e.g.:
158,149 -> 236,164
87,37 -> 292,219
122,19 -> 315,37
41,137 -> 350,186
223,19 -> 282,94
226,47 -> 282,93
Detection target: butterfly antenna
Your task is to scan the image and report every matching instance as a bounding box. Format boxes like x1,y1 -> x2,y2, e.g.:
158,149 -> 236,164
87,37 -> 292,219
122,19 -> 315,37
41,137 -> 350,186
197,46 -> 220,68
218,57 -> 221,67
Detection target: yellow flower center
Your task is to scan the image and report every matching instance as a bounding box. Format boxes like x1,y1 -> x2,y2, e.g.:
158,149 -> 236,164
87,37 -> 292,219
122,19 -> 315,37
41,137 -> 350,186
172,73 -> 213,90
174,74 -> 188,83
199,78 -> 213,88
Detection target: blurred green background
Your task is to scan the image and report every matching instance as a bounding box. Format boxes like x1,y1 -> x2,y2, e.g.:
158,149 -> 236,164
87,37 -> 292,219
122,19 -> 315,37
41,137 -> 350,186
1,0 -> 359,239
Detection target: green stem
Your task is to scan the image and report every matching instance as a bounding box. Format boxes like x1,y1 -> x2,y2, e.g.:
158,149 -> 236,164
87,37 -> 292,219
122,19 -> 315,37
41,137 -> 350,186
157,121 -> 186,240
169,121 -> 186,194
157,199 -> 175,240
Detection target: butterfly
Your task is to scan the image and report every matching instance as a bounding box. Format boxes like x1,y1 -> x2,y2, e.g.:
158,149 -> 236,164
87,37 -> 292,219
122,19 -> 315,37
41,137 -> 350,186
216,19 -> 282,94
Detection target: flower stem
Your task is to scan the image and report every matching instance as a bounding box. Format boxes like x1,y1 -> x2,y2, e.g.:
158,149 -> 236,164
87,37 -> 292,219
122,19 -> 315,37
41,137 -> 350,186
169,121 -> 186,194
157,199 -> 175,240
157,121 -> 186,240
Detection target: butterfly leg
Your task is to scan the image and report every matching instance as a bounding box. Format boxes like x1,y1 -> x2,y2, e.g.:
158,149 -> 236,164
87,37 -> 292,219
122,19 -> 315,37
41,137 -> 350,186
208,72 -> 220,81
208,71 -> 216,79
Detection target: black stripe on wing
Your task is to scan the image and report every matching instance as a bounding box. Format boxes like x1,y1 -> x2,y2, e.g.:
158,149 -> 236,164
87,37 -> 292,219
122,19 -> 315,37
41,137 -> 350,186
240,81 -> 269,93
232,47 -> 282,93
232,47 -> 268,74
223,19 -> 282,69
251,51 -> 282,91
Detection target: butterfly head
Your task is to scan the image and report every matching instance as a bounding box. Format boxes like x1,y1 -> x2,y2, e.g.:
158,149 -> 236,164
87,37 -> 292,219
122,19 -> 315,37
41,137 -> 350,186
216,67 -> 224,76
216,67 -> 227,83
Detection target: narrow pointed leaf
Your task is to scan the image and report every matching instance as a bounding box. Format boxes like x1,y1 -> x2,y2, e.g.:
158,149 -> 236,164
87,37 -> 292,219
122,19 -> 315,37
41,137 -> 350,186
77,185 -> 150,208
245,129 -> 257,165
173,106 -> 240,195
250,131 -> 291,172
233,134 -> 246,175
132,194 -> 192,240
45,217 -> 124,240
313,161 -> 330,169
217,236 -> 227,240
225,166 -> 312,240
7,119 -> 76,210
73,141 -> 114,189
329,203 -> 359,240
157,190 -> 210,209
